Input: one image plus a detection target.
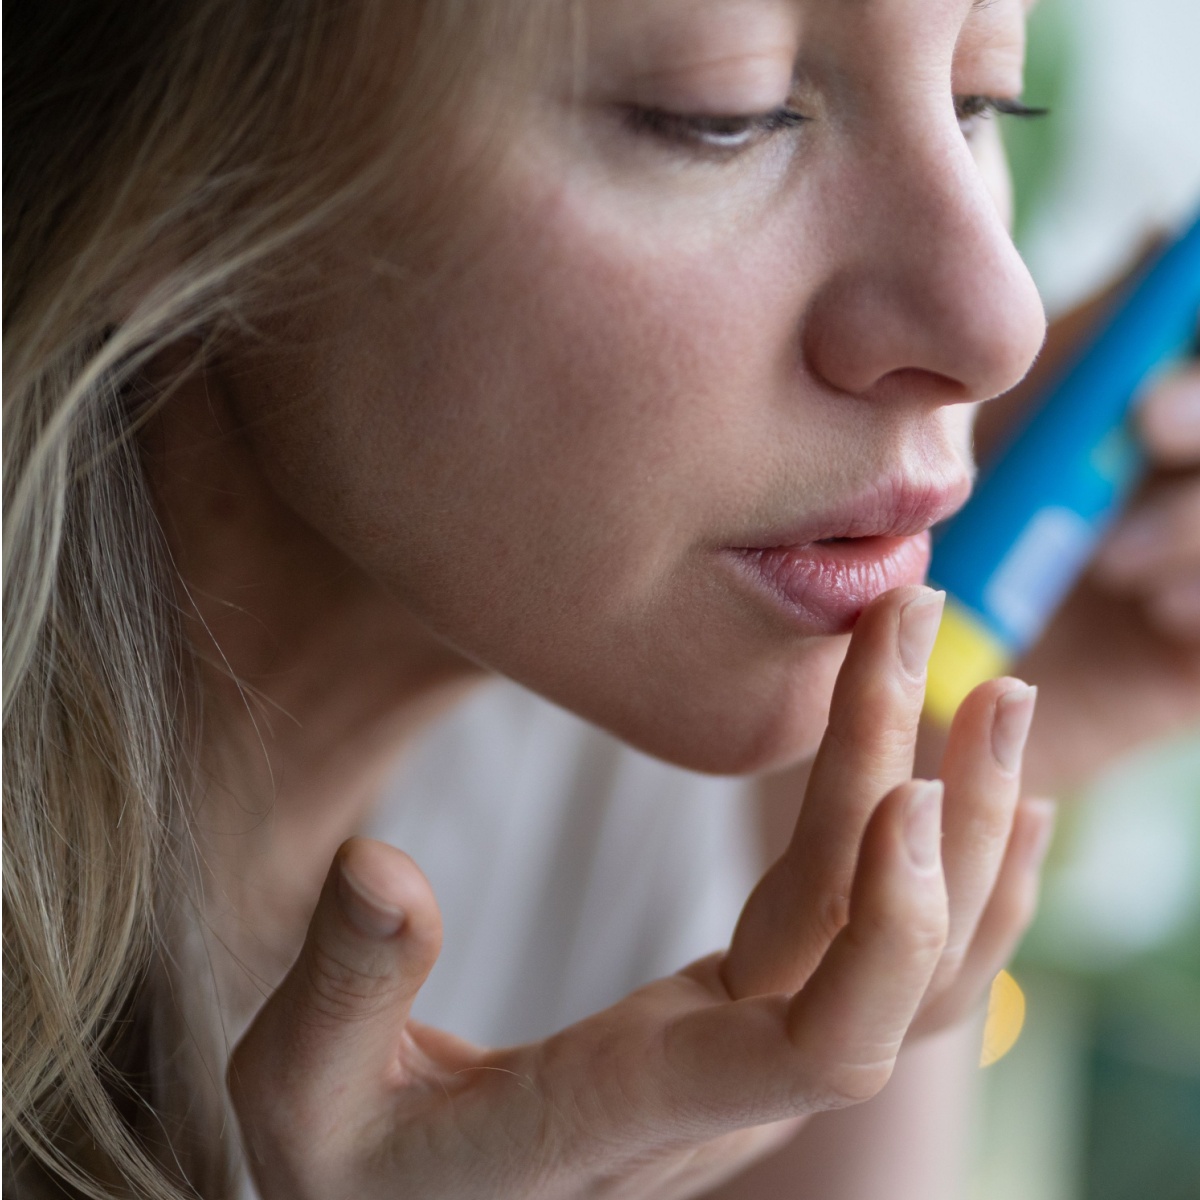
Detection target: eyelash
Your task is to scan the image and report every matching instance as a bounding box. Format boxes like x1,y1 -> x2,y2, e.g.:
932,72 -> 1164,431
955,94 -> 1049,135
625,94 -> 1048,155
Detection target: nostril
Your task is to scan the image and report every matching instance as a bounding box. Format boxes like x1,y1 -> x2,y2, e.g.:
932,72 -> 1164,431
868,367 -> 973,407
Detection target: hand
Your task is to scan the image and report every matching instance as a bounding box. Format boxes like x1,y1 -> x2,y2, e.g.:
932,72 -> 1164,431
724,590 -> 1052,1039
1099,366 -> 1200,637
228,588 -> 1051,1200
1013,363 -> 1200,793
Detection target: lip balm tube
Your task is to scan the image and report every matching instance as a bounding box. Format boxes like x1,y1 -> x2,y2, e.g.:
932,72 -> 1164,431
924,207 -> 1200,726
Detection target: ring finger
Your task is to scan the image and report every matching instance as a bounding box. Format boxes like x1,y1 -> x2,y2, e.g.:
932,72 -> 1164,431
923,677 -> 1037,1000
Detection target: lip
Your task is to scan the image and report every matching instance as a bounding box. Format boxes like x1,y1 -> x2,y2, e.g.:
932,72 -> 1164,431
721,474 -> 970,634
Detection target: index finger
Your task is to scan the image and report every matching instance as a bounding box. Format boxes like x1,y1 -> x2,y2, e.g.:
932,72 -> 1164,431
721,585 -> 943,999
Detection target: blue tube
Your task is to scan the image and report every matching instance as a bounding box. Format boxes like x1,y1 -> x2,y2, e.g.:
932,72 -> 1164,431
925,206 -> 1200,725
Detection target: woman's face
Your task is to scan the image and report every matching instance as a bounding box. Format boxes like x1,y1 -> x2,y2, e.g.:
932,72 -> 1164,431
232,0 -> 1045,773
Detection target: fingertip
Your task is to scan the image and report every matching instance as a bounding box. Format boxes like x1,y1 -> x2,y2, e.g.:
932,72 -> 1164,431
823,587 -> 942,737
1138,368 -> 1200,460
337,853 -> 406,940
991,684 -> 1038,775
865,583 -> 938,613
333,838 -> 443,953
1094,504 -> 1175,584
960,674 -> 1031,711
897,590 -> 946,680
337,837 -> 406,912
229,844 -> 446,1139
855,584 -> 939,647
941,675 -> 1032,766
858,778 -> 947,901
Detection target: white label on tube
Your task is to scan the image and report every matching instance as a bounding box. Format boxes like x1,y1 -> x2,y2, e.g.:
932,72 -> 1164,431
983,506 -> 1094,644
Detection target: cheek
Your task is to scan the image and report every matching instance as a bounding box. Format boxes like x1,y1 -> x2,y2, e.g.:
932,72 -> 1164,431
364,176 -> 796,622
245,170 -> 842,773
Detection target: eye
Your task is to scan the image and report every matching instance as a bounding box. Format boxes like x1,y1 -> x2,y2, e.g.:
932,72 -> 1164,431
955,94 -> 1048,138
623,104 -> 809,155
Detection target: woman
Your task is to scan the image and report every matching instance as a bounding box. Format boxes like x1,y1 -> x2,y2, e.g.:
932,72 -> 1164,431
5,1 -> 1199,1197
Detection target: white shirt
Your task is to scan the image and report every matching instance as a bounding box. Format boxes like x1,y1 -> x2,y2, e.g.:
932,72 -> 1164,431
361,678 -> 760,1047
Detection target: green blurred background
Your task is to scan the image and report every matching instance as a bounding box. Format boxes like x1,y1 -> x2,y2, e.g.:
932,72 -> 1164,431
972,1 -> 1200,1196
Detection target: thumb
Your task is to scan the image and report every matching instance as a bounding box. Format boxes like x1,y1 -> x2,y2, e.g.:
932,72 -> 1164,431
231,838 -> 442,1118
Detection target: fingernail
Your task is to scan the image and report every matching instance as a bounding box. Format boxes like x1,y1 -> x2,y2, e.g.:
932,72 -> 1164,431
991,684 -> 1038,774
337,863 -> 405,939
904,779 -> 944,870
1022,799 -> 1057,870
1145,375 -> 1200,445
898,590 -> 946,679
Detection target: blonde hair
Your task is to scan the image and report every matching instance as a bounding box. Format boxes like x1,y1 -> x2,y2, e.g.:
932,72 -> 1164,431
3,3 -> 558,1195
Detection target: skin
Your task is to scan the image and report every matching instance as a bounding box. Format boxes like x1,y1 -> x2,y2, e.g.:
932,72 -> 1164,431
216,0 -> 1042,780
230,595 -> 1051,1200
139,0 -> 1200,1193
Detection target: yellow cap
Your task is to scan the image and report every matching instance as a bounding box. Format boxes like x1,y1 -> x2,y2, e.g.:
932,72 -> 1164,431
924,596 -> 1011,726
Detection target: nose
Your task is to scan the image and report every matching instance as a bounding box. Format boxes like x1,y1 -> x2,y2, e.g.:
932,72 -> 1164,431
802,128 -> 1047,407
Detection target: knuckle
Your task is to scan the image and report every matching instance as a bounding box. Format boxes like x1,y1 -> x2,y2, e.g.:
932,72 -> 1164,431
836,682 -> 919,750
304,939 -> 395,1021
914,912 -> 951,958
818,1058 -> 896,1108
897,908 -> 949,961
964,795 -> 1019,842
933,940 -> 969,984
813,887 -> 852,946
846,903 -> 946,962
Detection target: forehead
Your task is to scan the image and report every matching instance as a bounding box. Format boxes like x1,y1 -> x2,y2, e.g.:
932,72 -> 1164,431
583,0 -> 1028,49
580,0 -> 1029,81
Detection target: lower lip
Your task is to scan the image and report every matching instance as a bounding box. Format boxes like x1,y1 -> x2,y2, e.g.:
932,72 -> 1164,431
724,531 -> 932,634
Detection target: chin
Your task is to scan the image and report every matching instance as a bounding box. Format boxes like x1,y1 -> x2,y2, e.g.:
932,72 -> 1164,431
586,633 -> 849,778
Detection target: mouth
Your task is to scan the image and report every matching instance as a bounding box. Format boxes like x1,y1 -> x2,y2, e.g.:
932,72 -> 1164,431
722,474 -> 971,634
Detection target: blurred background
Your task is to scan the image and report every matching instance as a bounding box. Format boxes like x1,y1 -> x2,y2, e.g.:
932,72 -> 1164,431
971,0 -> 1200,1196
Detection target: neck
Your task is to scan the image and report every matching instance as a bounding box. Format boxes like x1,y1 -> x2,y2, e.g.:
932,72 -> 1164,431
143,361 -> 483,993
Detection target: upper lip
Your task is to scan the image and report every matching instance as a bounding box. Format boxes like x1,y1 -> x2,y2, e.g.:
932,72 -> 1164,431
733,472 -> 973,549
